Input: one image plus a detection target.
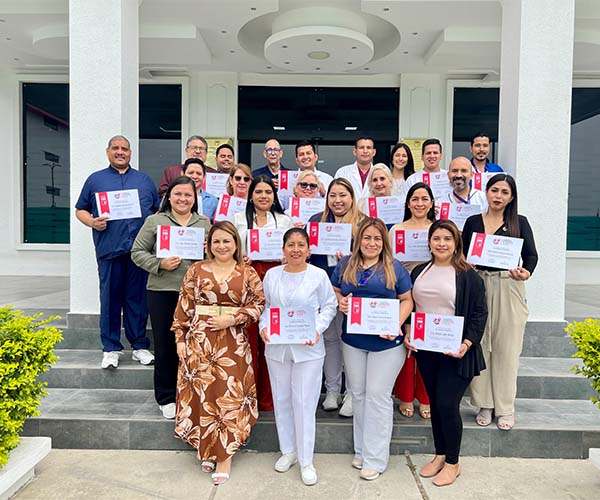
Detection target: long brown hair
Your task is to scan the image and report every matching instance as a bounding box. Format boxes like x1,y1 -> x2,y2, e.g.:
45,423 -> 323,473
342,217 -> 397,289
206,221 -> 243,264
427,219 -> 470,272
321,178 -> 364,238
486,173 -> 520,238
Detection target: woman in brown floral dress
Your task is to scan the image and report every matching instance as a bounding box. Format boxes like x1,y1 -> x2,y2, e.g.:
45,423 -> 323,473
172,220 -> 265,485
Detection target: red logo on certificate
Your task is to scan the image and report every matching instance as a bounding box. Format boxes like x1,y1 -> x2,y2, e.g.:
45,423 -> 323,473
159,226 -> 171,250
440,202 -> 450,220
270,308 -> 281,335
422,172 -> 430,186
350,298 -> 362,325
413,312 -> 426,340
309,222 -> 319,246
395,230 -> 405,254
249,229 -> 260,252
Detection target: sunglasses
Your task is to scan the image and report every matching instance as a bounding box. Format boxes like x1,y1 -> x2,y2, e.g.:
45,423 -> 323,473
233,175 -> 251,182
298,182 -> 318,190
358,269 -> 373,286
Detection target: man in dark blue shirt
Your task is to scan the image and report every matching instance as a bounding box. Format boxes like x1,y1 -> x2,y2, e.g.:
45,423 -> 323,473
75,135 -> 159,369
252,138 -> 289,189
469,133 -> 503,173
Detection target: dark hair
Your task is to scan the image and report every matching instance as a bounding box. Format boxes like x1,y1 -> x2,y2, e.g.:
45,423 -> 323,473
470,133 -> 492,146
245,175 -> 285,229
390,143 -> 415,179
282,227 -> 309,247
355,136 -> 375,148
159,176 -> 198,214
427,220 -> 470,272
216,143 -> 234,156
421,138 -> 442,154
403,182 -> 436,222
486,173 -> 520,238
183,157 -> 206,175
295,140 -> 316,156
206,221 -> 243,263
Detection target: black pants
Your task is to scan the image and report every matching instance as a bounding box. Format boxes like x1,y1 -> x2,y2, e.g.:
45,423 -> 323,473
147,290 -> 180,406
416,351 -> 472,465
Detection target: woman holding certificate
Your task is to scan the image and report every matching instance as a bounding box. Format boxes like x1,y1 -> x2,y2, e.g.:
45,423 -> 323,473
259,228 -> 337,486
388,182 -> 436,419
233,175 -> 293,411
131,176 -> 210,420
308,178 -> 365,415
405,219 -> 487,486
461,173 -> 538,431
331,217 -> 413,481
171,220 -> 265,485
390,142 -> 416,195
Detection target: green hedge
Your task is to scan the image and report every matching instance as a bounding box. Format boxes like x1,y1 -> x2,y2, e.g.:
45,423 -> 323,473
0,306 -> 62,468
569,318 -> 600,409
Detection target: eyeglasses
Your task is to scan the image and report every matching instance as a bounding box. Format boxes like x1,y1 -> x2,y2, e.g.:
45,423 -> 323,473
234,175 -> 251,182
298,182 -> 318,190
187,146 -> 207,152
358,269 -> 373,286
265,147 -> 281,154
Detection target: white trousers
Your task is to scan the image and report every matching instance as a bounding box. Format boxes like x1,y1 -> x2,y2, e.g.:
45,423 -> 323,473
342,343 -> 406,473
323,310 -> 344,393
266,350 -> 324,467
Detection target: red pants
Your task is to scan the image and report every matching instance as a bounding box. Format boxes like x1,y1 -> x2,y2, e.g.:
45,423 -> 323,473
249,260 -> 278,412
394,354 -> 430,404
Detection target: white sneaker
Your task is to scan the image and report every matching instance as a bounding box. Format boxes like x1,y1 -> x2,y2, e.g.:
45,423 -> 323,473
101,351 -> 121,369
132,349 -> 155,365
322,391 -> 340,411
301,464 -> 318,486
159,403 -> 176,420
274,452 -> 297,472
339,392 -> 353,417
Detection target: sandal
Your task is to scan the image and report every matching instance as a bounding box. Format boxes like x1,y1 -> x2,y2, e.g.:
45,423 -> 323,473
476,408 -> 493,427
211,472 -> 230,485
201,460 -> 216,473
419,404 -> 431,419
399,403 -> 414,418
497,414 -> 515,431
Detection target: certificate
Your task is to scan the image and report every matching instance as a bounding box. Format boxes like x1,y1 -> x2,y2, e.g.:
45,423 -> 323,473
308,222 -> 352,255
410,312 -> 464,354
266,307 -> 317,344
466,232 -> 524,270
202,173 -> 229,197
392,229 -> 430,262
156,225 -> 205,260
438,202 -> 483,231
286,197 -> 326,224
278,170 -> 301,197
472,172 -> 496,191
347,297 -> 400,336
366,196 -> 405,224
214,194 -> 247,222
95,189 -> 141,220
418,171 -> 451,199
247,228 -> 285,261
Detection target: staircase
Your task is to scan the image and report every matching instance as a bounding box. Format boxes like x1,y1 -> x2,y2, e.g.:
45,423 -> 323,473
22,314 -> 600,459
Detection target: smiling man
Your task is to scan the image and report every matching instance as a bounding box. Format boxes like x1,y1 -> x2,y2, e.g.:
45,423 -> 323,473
75,135 -> 159,369
295,140 -> 332,196
215,143 -> 235,174
334,137 -> 376,199
402,138 -> 451,199
446,156 -> 488,209
158,135 -> 208,197
252,138 -> 289,189
470,133 -> 503,173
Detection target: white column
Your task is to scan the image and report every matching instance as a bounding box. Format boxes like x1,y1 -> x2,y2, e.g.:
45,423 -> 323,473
498,0 -> 574,321
69,0 -> 139,315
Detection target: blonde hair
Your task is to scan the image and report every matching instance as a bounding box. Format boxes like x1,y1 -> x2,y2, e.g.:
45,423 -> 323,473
342,218 -> 397,289
367,163 -> 394,197
321,178 -> 365,238
293,171 -> 320,197
226,163 -> 253,196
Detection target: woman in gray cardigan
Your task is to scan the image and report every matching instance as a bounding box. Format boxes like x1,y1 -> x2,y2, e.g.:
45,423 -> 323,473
131,176 -> 211,419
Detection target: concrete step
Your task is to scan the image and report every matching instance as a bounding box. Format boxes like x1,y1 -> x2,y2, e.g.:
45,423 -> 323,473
21,388 -> 600,459
42,350 -> 595,401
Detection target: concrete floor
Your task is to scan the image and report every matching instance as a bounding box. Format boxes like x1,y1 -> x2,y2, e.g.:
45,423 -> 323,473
14,450 -> 600,500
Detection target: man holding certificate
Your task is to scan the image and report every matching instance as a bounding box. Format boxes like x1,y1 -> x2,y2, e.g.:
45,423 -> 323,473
75,135 -> 159,370
404,220 -> 488,487
259,228 -> 337,486
331,218 -> 413,481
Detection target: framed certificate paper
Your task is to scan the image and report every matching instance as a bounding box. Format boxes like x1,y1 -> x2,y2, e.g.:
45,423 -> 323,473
95,189 -> 141,220
438,202 -> 483,231
286,197 -> 326,224
466,232 -> 523,270
347,297 -> 400,336
419,171 -> 451,199
247,228 -> 285,261
366,196 -> 405,224
278,170 -> 301,197
266,307 -> 317,344
214,194 -> 247,222
472,172 -> 496,191
392,229 -> 430,262
156,225 -> 205,260
410,312 -> 464,354
202,173 -> 229,197
308,222 -> 352,255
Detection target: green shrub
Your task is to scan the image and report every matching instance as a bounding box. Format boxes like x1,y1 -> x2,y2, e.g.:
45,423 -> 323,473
0,306 -> 62,468
569,318 -> 600,409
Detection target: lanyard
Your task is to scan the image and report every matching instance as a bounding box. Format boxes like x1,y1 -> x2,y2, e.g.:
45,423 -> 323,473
452,189 -> 473,204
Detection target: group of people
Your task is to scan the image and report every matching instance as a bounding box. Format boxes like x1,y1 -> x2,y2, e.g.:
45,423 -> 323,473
75,132 -> 538,487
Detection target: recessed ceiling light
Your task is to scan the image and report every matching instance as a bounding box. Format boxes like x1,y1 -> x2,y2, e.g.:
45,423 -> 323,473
351,46 -> 357,50
250,7 -> 256,10
315,38 -> 323,42
347,62 -> 353,65
273,126 -> 285,131
284,61 -> 290,64
345,126 -> 358,131
315,67 -> 321,70
220,30 -> 227,34
308,51 -> 330,60
383,7 -> 390,11
403,51 -> 408,54
281,45 -> 288,49
412,32 -> 418,35
229,50 -> 235,53
6,37 -> 11,41
13,57 -> 19,61
266,66 -> 272,69
363,67 -> 370,71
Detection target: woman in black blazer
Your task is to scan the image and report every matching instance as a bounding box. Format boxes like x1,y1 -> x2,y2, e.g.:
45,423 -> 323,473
405,219 -> 487,487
